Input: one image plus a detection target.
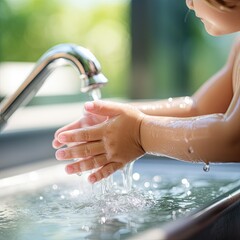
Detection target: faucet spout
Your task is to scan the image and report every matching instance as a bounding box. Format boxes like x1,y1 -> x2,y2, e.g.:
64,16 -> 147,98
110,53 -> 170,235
0,44 -> 108,130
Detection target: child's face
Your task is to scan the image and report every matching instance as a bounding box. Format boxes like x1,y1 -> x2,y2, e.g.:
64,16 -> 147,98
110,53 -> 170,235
186,0 -> 240,36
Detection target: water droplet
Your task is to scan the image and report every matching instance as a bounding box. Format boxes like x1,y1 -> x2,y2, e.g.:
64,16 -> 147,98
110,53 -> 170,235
203,163 -> 210,172
144,182 -> 150,188
179,103 -> 186,109
52,184 -> 58,190
153,175 -> 161,183
187,190 -> 191,196
82,225 -> 90,231
184,96 -> 192,105
188,146 -> 194,154
133,173 -> 140,181
181,178 -> 190,188
100,216 -> 106,224
70,189 -> 80,197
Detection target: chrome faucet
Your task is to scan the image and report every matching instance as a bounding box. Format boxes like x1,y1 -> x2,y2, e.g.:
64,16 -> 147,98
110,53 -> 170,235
0,44 -> 108,130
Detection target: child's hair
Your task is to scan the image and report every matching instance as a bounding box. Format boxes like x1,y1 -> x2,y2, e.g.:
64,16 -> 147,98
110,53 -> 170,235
205,0 -> 240,10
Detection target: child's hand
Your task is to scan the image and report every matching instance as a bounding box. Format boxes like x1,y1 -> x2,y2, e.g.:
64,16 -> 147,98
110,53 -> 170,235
54,100 -> 146,183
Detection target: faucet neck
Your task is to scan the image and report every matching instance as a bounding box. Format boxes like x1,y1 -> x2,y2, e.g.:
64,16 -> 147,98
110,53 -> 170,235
0,44 -> 108,131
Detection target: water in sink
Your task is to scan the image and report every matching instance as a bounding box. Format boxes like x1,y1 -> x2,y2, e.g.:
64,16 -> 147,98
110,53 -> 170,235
0,158 -> 239,240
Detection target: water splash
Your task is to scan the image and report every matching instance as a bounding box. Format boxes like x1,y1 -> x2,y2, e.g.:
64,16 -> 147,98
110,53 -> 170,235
0,162 -> 238,240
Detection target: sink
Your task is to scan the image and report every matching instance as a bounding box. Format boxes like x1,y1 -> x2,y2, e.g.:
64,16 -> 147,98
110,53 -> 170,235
0,148 -> 239,240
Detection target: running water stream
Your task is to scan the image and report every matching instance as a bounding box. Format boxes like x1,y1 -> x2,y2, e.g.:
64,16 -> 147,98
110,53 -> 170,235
79,88 -> 135,194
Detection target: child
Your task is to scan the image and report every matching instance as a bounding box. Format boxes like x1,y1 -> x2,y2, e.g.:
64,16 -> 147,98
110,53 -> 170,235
52,0 -> 240,184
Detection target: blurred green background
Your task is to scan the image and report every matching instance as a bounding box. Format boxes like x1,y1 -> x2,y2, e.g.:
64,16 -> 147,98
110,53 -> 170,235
0,0 -> 237,105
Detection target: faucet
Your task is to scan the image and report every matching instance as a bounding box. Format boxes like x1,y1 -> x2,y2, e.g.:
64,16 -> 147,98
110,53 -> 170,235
0,44 -> 108,130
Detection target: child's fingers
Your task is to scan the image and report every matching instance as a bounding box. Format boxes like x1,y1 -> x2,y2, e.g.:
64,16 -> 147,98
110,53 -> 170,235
65,154 -> 107,174
84,100 -> 125,117
54,120 -> 82,138
88,162 -> 123,183
57,124 -> 104,144
54,114 -> 107,140
52,138 -> 64,149
55,141 -> 105,160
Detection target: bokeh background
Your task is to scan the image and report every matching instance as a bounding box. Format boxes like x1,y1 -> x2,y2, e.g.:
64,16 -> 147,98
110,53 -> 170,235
0,0 -> 237,106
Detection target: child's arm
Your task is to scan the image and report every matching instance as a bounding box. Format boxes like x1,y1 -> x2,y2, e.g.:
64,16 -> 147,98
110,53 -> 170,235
132,38 -> 240,118
139,36 -> 240,164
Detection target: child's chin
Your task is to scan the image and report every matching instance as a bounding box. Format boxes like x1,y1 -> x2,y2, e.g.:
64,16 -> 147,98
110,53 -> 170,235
205,25 -> 235,37
205,28 -> 222,37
